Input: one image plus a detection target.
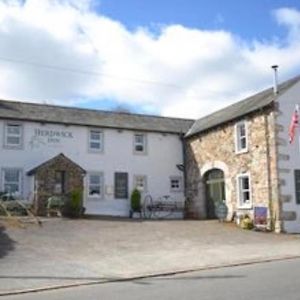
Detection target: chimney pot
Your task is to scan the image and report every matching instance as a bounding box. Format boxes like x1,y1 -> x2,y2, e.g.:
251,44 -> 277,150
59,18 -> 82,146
271,65 -> 279,95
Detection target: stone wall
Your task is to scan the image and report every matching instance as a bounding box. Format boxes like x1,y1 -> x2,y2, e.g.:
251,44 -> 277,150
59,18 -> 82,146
185,106 -> 280,228
32,154 -> 85,216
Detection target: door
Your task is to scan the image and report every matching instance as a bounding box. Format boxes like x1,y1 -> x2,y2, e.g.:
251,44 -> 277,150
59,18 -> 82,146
204,169 -> 225,219
114,172 -> 128,199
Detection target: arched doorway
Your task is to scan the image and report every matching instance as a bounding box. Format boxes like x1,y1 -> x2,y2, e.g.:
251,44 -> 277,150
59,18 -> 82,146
204,169 -> 225,219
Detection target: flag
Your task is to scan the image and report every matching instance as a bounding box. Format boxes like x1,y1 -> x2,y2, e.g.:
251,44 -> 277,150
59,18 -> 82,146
289,105 -> 299,144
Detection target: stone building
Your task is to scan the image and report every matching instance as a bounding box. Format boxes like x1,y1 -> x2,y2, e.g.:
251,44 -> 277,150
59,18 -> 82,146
184,75 -> 300,233
1,72 -> 300,233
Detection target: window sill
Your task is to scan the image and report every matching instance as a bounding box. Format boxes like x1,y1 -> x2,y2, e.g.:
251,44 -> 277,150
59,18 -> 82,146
237,204 -> 253,210
235,148 -> 249,155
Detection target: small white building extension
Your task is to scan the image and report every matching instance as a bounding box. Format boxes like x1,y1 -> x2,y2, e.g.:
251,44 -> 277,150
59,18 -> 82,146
0,100 -> 193,217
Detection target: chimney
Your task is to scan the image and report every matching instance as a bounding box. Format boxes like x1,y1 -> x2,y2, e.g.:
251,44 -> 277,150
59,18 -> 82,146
271,65 -> 279,95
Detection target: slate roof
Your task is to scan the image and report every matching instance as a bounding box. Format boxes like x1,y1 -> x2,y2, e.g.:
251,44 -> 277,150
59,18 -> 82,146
0,99 -> 194,134
186,75 -> 300,138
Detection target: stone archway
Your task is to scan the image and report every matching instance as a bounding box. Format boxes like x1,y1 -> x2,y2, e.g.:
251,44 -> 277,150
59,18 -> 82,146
200,161 -> 231,220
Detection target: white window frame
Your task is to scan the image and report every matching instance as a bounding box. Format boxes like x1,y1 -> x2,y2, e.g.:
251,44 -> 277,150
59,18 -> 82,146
4,122 -> 23,149
133,133 -> 147,154
1,168 -> 23,196
235,121 -> 248,154
236,173 -> 252,209
170,176 -> 183,193
87,172 -> 104,199
88,128 -> 103,153
134,175 -> 147,192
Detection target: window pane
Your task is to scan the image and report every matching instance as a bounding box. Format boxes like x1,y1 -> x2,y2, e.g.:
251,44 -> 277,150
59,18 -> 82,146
90,175 -> 100,185
239,124 -> 246,137
90,131 -> 101,140
294,170 -> 300,204
243,191 -> 250,202
90,142 -> 101,149
4,170 -> 19,182
242,177 -> 249,190
89,185 -> 101,196
135,144 -> 144,152
135,134 -> 144,143
240,137 -> 247,149
7,125 -> 20,135
7,136 -> 20,145
4,184 -> 19,193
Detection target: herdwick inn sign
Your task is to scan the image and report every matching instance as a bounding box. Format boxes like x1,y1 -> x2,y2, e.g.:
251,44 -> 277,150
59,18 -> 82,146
30,128 -> 74,149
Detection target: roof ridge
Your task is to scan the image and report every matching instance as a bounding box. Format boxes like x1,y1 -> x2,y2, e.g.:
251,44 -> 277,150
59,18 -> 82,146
0,98 -> 194,122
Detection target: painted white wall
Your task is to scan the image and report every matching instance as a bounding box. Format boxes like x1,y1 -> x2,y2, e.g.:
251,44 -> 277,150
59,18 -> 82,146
0,120 -> 185,217
276,80 -> 300,233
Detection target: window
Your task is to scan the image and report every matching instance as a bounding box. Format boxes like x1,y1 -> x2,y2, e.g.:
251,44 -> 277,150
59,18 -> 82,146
2,168 -> 22,195
115,172 -> 128,199
88,173 -> 103,198
4,123 -> 23,148
237,174 -> 252,208
294,170 -> 300,204
89,129 -> 103,152
134,175 -> 147,192
134,133 -> 146,154
235,121 -> 248,153
170,176 -> 183,192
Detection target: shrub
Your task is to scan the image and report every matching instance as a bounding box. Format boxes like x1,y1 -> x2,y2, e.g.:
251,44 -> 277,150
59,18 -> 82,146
61,189 -> 83,218
130,189 -> 141,212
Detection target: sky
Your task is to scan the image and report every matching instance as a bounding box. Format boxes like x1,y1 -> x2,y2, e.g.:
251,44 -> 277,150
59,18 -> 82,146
0,0 -> 300,119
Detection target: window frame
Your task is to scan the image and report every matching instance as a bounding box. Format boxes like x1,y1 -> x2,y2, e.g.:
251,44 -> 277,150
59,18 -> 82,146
235,121 -> 248,154
88,128 -> 104,153
134,175 -> 147,192
170,176 -> 183,193
236,173 -> 252,209
1,168 -> 23,196
87,172 -> 104,199
133,133 -> 147,155
4,122 -> 23,149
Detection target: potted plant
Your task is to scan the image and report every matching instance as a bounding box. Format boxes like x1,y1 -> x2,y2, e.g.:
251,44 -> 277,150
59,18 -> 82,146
61,189 -> 84,218
130,188 -> 141,218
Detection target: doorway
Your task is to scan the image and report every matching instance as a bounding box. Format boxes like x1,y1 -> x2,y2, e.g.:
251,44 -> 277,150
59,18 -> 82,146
204,169 -> 225,219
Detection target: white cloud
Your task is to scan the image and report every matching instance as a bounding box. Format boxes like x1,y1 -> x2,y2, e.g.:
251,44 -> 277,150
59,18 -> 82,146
0,0 -> 300,118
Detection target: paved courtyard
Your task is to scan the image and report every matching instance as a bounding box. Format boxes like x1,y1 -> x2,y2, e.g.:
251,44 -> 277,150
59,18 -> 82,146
0,218 -> 300,294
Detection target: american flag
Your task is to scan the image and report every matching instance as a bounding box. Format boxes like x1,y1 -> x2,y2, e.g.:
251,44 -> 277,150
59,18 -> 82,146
289,105 -> 299,144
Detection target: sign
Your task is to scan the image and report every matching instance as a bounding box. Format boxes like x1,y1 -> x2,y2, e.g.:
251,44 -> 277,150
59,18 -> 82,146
29,127 -> 74,149
254,207 -> 268,226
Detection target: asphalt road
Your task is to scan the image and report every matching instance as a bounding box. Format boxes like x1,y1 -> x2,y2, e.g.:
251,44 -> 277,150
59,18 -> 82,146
2,258 -> 300,300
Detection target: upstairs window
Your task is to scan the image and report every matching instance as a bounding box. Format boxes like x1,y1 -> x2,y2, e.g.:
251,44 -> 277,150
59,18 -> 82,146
237,174 -> 252,208
134,133 -> 146,154
4,123 -> 23,148
2,168 -> 22,195
89,129 -> 103,152
170,176 -> 183,192
235,121 -> 248,153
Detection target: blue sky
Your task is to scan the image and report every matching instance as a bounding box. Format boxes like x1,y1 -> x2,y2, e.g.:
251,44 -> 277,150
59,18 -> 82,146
0,0 -> 300,118
98,0 -> 300,40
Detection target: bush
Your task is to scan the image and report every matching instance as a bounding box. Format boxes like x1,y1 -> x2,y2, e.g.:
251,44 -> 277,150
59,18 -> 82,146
130,189 -> 141,212
61,189 -> 83,218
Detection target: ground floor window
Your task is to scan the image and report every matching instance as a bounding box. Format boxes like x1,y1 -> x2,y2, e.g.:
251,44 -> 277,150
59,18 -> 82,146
115,172 -> 128,199
2,168 -> 22,195
88,172 -> 103,198
237,173 -> 251,208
